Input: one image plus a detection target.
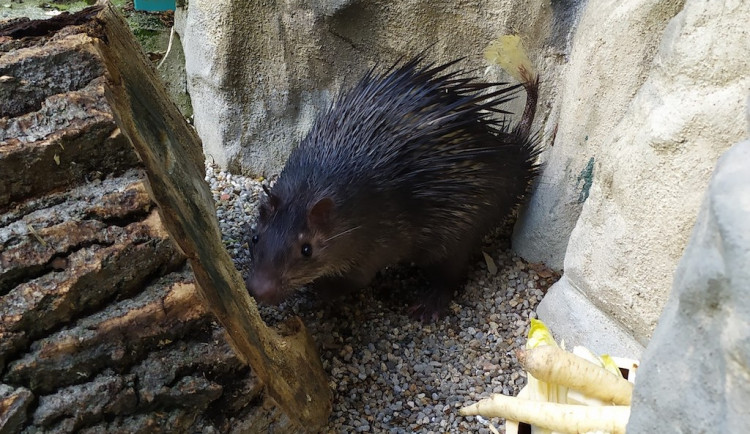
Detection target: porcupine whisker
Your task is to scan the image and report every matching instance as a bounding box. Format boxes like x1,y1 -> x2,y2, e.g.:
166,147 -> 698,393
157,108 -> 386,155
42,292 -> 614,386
324,226 -> 362,243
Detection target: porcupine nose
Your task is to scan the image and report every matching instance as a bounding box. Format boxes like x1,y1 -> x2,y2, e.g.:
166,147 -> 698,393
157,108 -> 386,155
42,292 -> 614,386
245,273 -> 285,305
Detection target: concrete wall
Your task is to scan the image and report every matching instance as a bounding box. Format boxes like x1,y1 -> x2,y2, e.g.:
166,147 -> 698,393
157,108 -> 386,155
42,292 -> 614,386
629,137 -> 750,432
173,0 -> 576,175
174,0 -> 750,356
536,0 -> 749,352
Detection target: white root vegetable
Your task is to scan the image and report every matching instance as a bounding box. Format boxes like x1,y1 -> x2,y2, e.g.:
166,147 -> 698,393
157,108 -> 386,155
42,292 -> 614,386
518,346 -> 633,405
459,394 -> 630,434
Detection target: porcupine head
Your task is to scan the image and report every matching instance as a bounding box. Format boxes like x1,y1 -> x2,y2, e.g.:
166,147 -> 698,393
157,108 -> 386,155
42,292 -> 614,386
245,182 -> 355,305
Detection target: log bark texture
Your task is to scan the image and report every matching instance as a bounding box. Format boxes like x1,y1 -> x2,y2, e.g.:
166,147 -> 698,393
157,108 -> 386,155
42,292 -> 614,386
1,3 -> 331,432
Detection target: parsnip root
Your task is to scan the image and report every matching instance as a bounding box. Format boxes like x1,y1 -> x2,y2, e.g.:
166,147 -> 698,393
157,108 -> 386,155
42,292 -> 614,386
517,346 -> 633,405
459,394 -> 630,434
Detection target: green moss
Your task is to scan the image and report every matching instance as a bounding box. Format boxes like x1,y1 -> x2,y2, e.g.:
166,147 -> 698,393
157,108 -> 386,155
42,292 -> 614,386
576,157 -> 595,204
48,0 -> 170,53
131,27 -> 163,52
125,13 -> 170,53
0,0 -> 132,20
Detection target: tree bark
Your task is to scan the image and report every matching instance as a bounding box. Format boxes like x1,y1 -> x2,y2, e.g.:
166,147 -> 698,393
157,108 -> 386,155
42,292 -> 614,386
0,3 -> 331,432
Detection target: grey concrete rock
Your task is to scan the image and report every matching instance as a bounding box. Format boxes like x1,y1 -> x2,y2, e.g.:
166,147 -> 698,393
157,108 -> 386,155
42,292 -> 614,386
174,0 -> 573,176
537,276 -> 645,359
532,0 -> 750,346
628,139 -> 750,433
513,0 -> 685,271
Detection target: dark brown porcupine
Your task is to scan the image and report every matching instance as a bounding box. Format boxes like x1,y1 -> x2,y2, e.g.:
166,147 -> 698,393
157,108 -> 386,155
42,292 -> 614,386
246,55 -> 541,321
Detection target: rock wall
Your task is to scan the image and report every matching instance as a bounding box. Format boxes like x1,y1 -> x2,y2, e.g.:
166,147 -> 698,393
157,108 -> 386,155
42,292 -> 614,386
512,0 -> 686,270
628,138 -> 750,432
537,0 -> 750,352
173,0 -> 578,175
173,0 -> 750,355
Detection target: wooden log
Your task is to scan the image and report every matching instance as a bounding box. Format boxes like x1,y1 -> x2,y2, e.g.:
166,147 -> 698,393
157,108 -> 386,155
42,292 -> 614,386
0,386 -> 32,434
89,2 -> 332,431
1,3 -> 329,432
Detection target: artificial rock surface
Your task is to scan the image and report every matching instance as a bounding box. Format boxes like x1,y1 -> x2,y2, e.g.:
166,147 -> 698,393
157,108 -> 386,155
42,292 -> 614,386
536,279 -> 646,359
628,138 -> 750,433
554,0 -> 750,345
172,0 -> 750,355
173,0 -> 577,175
512,0 -> 685,271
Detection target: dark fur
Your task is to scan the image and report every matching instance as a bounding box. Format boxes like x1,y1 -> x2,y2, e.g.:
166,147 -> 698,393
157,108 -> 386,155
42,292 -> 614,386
246,56 -> 541,320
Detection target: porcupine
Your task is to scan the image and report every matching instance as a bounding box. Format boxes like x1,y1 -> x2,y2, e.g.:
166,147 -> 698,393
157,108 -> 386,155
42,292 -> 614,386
245,55 -> 540,321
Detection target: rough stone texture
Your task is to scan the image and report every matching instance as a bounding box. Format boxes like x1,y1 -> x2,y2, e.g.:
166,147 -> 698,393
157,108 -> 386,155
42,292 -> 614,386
0,385 -> 32,433
555,0 -> 750,345
174,0 -> 748,353
173,0 -> 577,175
154,29 -> 193,119
512,0 -> 686,270
628,139 -> 750,433
536,278 -> 645,358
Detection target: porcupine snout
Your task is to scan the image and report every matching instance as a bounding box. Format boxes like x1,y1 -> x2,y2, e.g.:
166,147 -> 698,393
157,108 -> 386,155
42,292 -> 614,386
245,271 -> 286,305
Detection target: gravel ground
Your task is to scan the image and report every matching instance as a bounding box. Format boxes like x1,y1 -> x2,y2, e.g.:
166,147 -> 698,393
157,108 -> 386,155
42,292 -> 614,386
207,163 -> 560,434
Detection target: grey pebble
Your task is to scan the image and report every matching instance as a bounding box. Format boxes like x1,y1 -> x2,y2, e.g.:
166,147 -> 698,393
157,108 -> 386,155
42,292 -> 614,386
206,163 -> 554,433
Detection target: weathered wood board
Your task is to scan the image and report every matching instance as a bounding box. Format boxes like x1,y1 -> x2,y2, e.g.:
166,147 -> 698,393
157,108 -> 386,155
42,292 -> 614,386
1,3 -> 331,432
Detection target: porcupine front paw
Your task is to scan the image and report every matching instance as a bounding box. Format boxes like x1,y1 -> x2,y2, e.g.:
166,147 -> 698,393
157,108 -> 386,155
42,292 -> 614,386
408,255 -> 470,322
312,270 -> 373,302
407,287 -> 453,322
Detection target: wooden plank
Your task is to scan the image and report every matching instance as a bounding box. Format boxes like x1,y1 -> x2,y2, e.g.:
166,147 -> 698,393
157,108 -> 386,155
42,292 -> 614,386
87,2 -> 332,430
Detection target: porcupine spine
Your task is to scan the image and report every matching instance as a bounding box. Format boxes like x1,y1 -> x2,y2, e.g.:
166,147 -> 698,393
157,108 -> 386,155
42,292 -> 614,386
274,56 -> 540,261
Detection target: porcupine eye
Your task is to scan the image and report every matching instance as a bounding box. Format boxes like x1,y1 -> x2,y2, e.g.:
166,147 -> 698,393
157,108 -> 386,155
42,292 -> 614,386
301,243 -> 313,257
251,234 -> 259,244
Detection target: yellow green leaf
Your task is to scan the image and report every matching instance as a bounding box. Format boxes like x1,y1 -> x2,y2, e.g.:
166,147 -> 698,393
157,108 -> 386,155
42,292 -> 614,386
526,318 -> 558,349
484,35 -> 535,84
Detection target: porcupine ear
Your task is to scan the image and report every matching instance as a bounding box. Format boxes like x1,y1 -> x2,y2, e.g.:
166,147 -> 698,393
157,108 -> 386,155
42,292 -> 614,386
308,197 -> 334,230
259,184 -> 279,220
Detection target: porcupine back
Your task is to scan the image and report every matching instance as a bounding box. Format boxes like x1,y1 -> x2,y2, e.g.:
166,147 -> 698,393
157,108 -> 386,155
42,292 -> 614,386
248,55 -> 540,318
276,57 -> 539,257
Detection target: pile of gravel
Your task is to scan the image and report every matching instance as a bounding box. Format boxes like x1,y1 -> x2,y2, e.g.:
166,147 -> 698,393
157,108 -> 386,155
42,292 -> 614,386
207,164 -> 559,433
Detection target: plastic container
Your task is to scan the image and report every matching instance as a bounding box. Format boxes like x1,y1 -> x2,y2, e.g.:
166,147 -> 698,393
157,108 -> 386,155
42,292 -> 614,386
133,0 -> 176,11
